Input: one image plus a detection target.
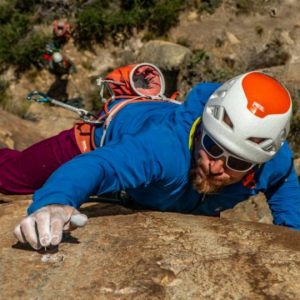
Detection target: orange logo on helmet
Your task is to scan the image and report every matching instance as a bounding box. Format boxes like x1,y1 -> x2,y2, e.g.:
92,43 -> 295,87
242,72 -> 290,118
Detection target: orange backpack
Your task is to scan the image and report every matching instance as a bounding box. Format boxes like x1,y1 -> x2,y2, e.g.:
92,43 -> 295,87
98,63 -> 179,102
94,63 -> 181,146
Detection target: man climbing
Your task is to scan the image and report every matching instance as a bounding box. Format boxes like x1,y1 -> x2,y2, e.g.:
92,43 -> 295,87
47,52 -> 76,77
3,64 -> 298,250
46,52 -> 76,101
53,20 -> 75,44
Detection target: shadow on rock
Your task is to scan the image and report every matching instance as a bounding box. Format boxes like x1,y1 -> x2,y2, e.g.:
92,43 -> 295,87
12,242 -> 37,252
79,202 -> 147,219
47,76 -> 68,101
12,233 -> 79,253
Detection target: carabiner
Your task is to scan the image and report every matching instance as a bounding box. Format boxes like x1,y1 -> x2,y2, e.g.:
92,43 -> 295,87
27,91 -> 51,103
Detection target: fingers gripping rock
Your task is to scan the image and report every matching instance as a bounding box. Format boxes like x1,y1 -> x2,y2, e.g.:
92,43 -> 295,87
13,205 -> 87,250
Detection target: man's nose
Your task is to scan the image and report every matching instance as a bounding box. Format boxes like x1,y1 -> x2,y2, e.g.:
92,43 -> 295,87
209,157 -> 226,175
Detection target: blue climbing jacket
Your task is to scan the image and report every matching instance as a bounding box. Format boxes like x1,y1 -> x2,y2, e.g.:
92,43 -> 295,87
28,83 -> 300,230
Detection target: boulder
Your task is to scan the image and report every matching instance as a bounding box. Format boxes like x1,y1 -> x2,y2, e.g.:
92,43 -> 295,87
138,40 -> 192,71
138,41 -> 192,97
1,200 -> 300,299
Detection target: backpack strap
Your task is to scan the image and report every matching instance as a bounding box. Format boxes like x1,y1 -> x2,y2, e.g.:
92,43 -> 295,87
99,96 -> 180,147
62,57 -> 69,70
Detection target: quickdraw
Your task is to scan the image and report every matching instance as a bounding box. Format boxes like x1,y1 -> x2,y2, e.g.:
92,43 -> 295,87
27,91 -> 102,125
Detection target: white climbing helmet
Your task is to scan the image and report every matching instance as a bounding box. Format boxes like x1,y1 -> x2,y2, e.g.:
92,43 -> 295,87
52,52 -> 63,63
202,71 -> 292,164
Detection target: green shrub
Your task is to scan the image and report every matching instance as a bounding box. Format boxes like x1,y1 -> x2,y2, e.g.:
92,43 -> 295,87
234,0 -> 275,15
75,0 -> 185,48
198,0 -> 223,14
248,38 -> 290,70
0,3 -> 15,24
183,50 -> 241,87
76,2 -> 109,48
14,32 -> 51,71
0,13 -> 32,62
149,0 -> 183,36
13,0 -> 37,13
235,0 -> 253,14
0,2 -> 51,71
255,24 -> 264,36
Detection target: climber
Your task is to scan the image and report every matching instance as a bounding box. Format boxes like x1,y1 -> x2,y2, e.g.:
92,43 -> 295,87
43,43 -> 60,62
4,65 -> 298,250
47,52 -> 76,78
53,20 -> 74,43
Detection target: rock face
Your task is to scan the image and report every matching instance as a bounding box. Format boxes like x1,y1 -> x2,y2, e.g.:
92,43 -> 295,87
0,108 -> 45,150
23,101 -> 79,138
1,200 -> 300,299
0,105 -> 78,148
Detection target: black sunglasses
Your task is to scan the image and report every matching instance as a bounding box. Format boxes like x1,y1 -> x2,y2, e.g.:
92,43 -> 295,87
201,128 -> 255,172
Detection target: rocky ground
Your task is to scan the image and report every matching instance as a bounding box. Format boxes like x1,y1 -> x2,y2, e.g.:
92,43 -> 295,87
2,200 -> 300,300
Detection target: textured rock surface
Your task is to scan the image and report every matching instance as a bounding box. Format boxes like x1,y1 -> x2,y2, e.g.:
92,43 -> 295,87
23,101 -> 78,138
0,108 -> 45,150
1,200 -> 300,299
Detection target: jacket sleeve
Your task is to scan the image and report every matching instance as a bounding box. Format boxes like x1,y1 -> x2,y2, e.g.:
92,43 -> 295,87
27,128 -> 175,215
265,163 -> 300,230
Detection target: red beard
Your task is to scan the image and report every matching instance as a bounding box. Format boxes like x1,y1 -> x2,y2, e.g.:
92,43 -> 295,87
189,158 -> 241,194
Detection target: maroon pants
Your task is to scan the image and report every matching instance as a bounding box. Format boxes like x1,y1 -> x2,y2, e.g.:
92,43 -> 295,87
0,127 -> 81,195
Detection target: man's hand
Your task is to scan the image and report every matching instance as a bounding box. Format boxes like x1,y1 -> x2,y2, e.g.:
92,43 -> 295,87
14,205 -> 88,250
